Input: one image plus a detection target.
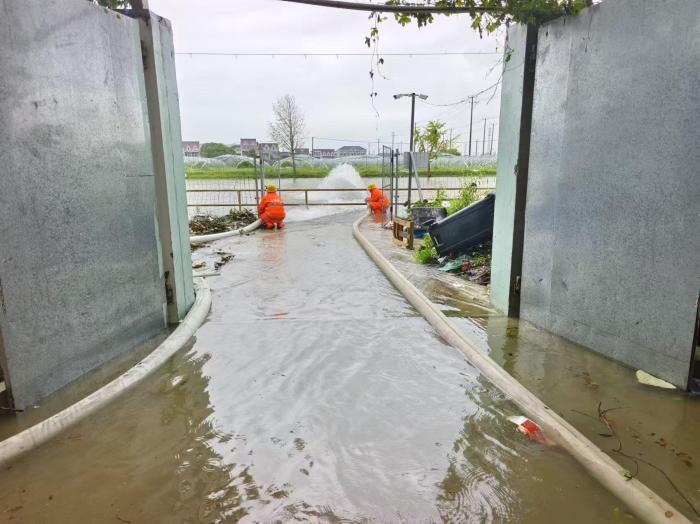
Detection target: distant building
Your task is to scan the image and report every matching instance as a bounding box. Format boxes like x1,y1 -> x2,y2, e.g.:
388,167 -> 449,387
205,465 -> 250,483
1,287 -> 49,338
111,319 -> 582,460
313,148 -> 337,159
295,148 -> 309,156
337,145 -> 367,157
258,142 -> 280,161
240,138 -> 257,156
182,141 -> 200,157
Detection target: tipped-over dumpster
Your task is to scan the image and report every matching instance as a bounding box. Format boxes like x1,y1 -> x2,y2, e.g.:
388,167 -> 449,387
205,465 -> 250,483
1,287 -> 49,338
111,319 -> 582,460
428,193 -> 495,258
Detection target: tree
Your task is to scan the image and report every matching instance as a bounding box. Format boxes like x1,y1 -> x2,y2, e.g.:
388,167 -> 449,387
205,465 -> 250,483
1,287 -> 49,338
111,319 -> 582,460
200,143 -> 235,158
414,121 -> 449,174
382,1 -> 591,37
269,95 -> 306,176
364,1 -> 591,89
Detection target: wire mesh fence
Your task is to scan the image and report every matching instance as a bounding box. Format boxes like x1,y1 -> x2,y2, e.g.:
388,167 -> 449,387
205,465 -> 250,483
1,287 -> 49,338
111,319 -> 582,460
186,175 -> 496,218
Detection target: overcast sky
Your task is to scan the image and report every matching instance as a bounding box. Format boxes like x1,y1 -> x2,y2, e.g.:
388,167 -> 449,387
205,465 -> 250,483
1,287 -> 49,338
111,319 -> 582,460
148,0 -> 505,153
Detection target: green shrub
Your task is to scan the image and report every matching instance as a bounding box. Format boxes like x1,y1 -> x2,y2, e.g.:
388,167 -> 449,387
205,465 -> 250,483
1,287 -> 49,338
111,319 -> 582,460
407,189 -> 447,213
415,234 -> 438,264
447,183 -> 478,215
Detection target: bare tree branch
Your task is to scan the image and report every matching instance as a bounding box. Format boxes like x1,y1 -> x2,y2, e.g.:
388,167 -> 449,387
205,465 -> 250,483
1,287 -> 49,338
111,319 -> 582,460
268,95 -> 306,176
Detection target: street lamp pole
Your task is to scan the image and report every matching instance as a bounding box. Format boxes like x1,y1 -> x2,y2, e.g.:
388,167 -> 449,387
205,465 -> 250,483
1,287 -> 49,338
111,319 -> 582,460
394,92 -> 427,209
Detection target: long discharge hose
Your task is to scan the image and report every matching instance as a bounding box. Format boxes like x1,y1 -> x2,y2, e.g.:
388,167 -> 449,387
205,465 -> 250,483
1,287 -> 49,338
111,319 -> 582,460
352,213 -> 689,524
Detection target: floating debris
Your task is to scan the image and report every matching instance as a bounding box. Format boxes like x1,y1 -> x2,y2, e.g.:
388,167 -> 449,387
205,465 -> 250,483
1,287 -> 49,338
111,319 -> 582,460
189,209 -> 257,235
507,415 -> 548,445
214,253 -> 235,270
635,370 -> 676,389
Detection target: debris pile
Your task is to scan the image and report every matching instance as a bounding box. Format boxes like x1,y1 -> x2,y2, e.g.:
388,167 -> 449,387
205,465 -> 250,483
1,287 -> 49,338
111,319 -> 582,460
189,209 -> 257,235
434,241 -> 492,285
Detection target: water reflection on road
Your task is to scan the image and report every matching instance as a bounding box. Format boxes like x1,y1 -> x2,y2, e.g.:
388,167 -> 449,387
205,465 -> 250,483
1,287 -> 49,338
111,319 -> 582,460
0,211 -> 623,522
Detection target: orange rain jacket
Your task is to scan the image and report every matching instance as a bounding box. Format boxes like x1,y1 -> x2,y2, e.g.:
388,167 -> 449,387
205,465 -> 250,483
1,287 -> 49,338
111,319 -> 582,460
367,187 -> 389,213
259,191 -> 286,226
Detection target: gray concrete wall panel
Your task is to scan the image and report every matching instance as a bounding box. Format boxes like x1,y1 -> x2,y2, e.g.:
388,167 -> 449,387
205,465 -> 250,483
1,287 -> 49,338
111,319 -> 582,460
490,25 -> 528,314
0,0 -> 166,407
141,14 -> 195,322
521,0 -> 700,386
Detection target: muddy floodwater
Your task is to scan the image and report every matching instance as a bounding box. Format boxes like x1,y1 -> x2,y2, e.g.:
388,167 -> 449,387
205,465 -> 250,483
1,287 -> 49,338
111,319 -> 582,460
0,211 -> 629,522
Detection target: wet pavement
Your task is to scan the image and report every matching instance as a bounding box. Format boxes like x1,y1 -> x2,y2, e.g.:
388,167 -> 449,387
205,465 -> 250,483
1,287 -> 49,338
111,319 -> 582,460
362,217 -> 700,523
0,210 -> 634,522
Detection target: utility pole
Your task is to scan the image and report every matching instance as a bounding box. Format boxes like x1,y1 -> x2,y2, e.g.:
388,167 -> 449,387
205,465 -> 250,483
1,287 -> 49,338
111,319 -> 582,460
393,92 -> 427,208
489,123 -> 496,155
467,96 -> 475,156
482,118 -> 487,156
311,137 -> 314,159
409,94 -> 415,206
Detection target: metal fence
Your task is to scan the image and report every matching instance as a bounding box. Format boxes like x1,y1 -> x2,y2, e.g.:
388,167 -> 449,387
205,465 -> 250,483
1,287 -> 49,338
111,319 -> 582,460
186,183 -> 495,212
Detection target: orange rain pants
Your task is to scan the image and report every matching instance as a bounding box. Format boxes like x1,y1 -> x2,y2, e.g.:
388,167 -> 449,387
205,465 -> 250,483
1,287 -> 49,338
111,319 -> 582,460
259,192 -> 286,229
367,187 -> 389,213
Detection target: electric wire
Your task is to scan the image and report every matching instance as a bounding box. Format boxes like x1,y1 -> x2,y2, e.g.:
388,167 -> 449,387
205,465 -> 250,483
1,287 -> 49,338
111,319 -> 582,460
174,51 -> 500,57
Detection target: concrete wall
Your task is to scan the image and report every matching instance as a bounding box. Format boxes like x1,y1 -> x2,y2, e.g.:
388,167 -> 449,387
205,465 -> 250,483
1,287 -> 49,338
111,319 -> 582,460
0,0 -> 167,407
490,25 -> 529,315
520,0 -> 700,387
140,14 -> 195,322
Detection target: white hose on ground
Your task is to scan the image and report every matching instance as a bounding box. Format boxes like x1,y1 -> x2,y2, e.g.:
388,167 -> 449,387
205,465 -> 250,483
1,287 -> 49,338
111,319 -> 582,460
352,214 -> 689,524
190,218 -> 262,243
0,278 -> 212,469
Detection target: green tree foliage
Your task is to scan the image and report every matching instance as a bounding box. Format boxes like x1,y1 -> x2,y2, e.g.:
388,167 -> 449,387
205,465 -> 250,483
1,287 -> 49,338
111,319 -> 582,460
415,121 -> 448,160
415,120 -> 459,174
384,0 -> 591,36
95,0 -> 130,8
200,143 -> 235,158
365,1 -> 590,74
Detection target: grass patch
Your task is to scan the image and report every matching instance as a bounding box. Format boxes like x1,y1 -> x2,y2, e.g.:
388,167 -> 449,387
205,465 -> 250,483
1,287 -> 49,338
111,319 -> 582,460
185,164 -> 496,180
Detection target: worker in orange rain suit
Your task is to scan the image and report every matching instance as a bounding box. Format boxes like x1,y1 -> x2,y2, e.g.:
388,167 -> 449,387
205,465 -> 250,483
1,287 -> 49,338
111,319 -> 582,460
366,183 -> 389,213
259,184 -> 286,229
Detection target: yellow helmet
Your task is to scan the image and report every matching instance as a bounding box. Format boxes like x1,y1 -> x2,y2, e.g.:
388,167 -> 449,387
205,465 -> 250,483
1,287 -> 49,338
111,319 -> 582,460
266,184 -> 277,192
367,183 -> 376,190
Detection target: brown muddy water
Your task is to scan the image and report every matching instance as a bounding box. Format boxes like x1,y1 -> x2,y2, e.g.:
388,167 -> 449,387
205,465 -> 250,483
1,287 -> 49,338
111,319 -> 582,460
0,211 -> 633,522
362,218 -> 700,523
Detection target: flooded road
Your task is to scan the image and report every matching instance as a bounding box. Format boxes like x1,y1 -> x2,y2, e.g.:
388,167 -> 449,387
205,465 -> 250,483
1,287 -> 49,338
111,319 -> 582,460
362,218 -> 700,522
0,211 -> 626,522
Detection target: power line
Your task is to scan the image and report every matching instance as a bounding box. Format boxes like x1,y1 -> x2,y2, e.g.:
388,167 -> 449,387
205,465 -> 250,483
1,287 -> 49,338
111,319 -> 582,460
175,51 -> 500,57
277,0 -> 496,14
418,80 -> 501,107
